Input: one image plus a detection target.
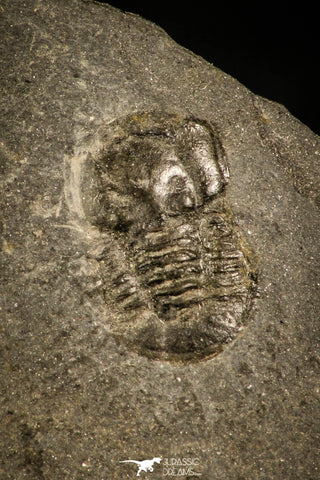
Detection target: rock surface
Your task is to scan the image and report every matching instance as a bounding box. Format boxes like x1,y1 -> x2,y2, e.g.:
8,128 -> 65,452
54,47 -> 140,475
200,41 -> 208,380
0,1 -> 319,479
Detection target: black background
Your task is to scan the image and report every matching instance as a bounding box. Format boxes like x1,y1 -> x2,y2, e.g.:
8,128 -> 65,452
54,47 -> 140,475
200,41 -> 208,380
98,2 -> 319,136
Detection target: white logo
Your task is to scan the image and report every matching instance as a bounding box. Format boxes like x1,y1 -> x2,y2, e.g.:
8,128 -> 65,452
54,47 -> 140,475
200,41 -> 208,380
162,458 -> 201,476
119,457 -> 162,476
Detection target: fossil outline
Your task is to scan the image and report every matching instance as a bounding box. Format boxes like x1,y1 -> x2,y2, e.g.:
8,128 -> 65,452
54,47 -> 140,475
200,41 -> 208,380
79,112 -> 257,361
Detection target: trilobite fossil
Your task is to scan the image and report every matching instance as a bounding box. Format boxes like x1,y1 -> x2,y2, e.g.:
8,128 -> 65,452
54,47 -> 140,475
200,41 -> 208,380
81,112 -> 257,361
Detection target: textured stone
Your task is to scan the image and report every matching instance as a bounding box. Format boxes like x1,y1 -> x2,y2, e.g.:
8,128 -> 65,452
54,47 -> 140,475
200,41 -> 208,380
0,1 -> 319,479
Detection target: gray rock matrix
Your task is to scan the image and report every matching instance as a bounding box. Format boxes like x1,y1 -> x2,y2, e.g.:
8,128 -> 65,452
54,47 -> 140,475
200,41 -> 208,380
0,1 -> 319,479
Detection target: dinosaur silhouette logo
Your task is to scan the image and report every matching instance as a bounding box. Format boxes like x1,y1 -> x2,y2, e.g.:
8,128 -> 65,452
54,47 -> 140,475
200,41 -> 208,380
119,457 -> 162,476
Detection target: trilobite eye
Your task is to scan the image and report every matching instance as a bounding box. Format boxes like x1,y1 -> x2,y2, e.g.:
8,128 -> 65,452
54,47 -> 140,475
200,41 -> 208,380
188,125 -> 227,197
203,161 -> 224,197
193,147 -> 224,197
152,162 -> 197,215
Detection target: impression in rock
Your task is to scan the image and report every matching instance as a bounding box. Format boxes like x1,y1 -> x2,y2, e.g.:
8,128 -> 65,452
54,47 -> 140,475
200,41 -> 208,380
80,112 -> 257,361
